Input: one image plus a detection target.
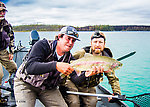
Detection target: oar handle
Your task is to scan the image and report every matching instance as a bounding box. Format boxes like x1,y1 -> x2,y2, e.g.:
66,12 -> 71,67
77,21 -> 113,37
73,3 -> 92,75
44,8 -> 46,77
66,91 -> 119,98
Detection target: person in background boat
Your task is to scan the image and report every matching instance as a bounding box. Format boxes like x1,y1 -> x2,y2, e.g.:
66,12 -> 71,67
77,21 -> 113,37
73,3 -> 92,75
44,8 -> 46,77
0,1 -> 17,104
61,31 -> 121,107
14,26 -> 80,107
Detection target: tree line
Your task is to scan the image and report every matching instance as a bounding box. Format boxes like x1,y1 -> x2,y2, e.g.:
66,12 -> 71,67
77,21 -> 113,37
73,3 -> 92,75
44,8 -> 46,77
13,24 -> 150,32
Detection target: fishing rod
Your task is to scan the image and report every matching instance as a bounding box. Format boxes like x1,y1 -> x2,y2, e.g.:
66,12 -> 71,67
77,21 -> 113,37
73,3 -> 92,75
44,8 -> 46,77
67,91 -> 150,107
116,51 -> 136,61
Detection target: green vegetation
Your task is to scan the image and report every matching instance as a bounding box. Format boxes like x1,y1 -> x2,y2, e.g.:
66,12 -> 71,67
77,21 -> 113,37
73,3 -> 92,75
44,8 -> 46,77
13,24 -> 150,32
13,24 -> 65,32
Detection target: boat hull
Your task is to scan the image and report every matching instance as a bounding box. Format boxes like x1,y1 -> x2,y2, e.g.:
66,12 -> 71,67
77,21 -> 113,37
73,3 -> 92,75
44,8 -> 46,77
96,85 -> 128,107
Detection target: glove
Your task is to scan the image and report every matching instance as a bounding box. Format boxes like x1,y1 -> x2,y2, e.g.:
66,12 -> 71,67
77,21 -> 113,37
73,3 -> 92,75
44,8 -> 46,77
108,93 -> 119,103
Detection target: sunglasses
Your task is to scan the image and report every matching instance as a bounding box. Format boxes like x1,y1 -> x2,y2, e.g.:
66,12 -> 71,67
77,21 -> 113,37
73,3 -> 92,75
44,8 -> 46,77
0,9 -> 6,13
91,32 -> 106,41
67,30 -> 79,38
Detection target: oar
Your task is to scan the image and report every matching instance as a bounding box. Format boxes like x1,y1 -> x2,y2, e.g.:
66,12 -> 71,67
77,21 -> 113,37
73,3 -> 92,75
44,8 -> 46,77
67,91 -> 119,98
117,51 -> 136,61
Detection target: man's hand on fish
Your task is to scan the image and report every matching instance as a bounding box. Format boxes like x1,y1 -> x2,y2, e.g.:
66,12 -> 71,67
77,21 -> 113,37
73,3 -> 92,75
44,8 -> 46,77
56,62 -> 74,76
85,65 -> 104,77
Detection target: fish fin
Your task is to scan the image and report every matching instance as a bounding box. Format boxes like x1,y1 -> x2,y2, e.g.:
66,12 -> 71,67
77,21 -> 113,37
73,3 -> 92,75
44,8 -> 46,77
74,69 -> 81,76
85,70 -> 92,77
70,60 -> 73,63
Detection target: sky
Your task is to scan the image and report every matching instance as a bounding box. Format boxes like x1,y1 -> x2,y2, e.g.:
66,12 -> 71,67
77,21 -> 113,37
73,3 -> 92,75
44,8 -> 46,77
1,0 -> 150,26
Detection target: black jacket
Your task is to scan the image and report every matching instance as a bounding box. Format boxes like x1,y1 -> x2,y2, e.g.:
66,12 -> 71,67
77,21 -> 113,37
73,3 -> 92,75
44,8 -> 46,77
25,39 -> 74,89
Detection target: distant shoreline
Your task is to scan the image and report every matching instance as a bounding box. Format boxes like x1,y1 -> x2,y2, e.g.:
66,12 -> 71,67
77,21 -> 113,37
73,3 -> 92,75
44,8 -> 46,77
13,24 -> 150,32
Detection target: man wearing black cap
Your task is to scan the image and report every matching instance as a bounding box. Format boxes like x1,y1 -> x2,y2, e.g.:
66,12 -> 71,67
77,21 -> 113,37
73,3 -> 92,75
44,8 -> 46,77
62,31 -> 121,107
14,26 -> 80,107
0,2 -> 17,104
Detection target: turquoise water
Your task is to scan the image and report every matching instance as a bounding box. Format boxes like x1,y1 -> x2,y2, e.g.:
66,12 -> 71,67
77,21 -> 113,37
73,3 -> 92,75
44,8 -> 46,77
14,31 -> 150,107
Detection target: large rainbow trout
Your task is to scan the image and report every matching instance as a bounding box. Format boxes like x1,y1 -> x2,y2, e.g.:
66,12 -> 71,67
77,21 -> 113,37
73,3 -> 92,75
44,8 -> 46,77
70,54 -> 123,76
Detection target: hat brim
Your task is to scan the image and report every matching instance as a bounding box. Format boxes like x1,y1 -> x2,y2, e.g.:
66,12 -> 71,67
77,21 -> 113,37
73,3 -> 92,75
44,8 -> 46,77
67,34 -> 80,41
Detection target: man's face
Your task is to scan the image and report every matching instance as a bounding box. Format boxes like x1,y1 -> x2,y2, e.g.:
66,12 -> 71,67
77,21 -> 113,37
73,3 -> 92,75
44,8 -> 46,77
91,38 -> 105,54
58,35 -> 76,52
0,9 -> 6,20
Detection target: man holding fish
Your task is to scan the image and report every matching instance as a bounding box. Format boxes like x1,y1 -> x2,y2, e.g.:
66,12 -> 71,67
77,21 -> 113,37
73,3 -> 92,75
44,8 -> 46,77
60,31 -> 121,107
14,26 -> 80,107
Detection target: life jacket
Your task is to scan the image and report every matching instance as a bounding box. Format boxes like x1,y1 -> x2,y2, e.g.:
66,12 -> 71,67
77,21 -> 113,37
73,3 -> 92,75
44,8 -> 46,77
16,40 -> 72,90
0,20 -> 11,50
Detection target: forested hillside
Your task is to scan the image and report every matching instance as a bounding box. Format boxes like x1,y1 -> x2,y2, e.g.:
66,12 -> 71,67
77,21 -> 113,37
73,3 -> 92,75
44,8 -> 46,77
13,24 -> 150,32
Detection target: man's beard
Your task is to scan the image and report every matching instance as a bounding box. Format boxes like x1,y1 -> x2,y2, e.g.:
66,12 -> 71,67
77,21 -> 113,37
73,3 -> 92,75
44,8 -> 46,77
92,48 -> 101,54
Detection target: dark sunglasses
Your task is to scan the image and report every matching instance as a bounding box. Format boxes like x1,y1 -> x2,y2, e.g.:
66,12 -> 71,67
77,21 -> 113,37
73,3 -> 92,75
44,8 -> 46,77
67,31 -> 79,38
91,32 -> 106,41
0,9 -> 7,13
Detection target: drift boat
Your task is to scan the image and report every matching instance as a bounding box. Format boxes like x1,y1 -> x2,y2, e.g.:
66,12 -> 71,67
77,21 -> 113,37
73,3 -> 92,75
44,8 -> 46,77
0,41 -> 128,107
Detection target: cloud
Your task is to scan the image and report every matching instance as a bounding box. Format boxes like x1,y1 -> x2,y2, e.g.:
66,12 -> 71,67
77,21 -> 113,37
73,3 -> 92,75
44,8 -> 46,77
4,0 -> 150,26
